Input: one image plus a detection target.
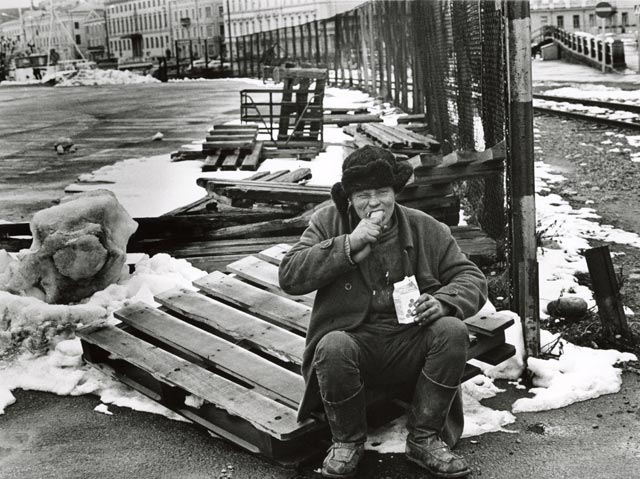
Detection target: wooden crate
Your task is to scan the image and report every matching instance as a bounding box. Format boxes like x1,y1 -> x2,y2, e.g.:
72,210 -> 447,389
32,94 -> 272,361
77,244 -> 515,467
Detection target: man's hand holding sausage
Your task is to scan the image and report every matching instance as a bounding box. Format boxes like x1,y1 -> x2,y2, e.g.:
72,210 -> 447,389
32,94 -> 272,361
348,211 -> 384,263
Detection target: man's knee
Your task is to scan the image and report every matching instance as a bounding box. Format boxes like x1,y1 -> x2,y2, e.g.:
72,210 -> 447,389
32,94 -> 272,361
428,316 -> 469,349
314,331 -> 360,367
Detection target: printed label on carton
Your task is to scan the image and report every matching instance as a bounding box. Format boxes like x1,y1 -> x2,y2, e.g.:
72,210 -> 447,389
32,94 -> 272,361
393,275 -> 421,324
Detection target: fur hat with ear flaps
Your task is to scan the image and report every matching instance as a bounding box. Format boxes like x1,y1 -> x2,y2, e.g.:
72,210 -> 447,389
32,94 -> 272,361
330,145 -> 413,214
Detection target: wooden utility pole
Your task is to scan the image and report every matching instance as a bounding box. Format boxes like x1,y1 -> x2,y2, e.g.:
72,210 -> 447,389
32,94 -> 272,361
506,1 -> 540,363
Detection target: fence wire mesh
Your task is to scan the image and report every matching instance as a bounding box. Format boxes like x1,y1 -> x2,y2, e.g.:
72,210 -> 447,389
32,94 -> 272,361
230,0 -> 508,253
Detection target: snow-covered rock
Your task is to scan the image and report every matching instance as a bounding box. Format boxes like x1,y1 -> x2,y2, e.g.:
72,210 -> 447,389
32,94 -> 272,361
2,190 -> 138,304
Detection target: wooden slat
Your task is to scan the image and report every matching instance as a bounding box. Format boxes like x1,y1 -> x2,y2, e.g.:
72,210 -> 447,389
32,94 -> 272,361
464,311 -> 514,336
274,168 -> 312,183
226,255 -> 316,306
256,244 -> 291,265
77,320 -> 314,440
240,141 -> 263,171
194,270 -> 311,333
323,114 -> 383,125
221,149 -> 241,170
202,152 -> 221,172
259,170 -> 290,182
154,287 -> 305,364
114,303 -> 305,407
210,124 -> 259,132
474,343 -> 517,365
206,134 -> 257,142
203,140 -> 255,151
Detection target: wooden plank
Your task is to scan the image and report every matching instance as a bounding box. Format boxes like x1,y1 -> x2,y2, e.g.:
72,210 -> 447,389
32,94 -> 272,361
323,114 -> 382,125
240,141 -> 264,171
203,140 -> 255,151
259,170 -> 290,182
210,124 -> 259,131
194,270 -> 311,333
222,185 -> 328,204
137,236 -> 300,260
202,152 -> 222,172
256,244 -> 291,265
413,159 -> 504,183
274,168 -> 312,183
206,134 -> 257,142
245,169 -> 270,180
221,149 -> 241,170
397,113 -> 427,124
324,106 -> 369,115
474,343 -> 517,366
464,311 -> 515,336
155,287 -> 305,365
77,320 -> 314,440
114,303 -> 305,407
226,255 -> 316,306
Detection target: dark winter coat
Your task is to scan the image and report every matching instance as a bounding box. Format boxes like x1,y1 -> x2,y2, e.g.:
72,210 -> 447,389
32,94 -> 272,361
278,202 -> 488,421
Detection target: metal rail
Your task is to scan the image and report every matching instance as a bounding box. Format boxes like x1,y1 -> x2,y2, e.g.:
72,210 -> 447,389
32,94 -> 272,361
533,95 -> 640,131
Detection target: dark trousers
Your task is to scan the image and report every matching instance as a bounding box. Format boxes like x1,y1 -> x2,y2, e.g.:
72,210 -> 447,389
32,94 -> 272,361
313,316 -> 469,404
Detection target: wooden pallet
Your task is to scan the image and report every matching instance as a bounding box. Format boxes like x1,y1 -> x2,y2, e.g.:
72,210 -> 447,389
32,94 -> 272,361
200,124 -> 262,171
347,123 -> 441,155
77,244 -> 515,466
240,68 -> 326,155
197,175 -> 461,226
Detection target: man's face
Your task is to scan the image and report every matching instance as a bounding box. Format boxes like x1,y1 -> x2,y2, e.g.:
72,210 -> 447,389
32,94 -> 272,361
350,186 -> 396,227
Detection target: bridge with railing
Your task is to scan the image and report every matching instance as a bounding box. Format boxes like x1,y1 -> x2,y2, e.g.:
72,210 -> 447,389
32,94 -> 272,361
534,25 -> 626,72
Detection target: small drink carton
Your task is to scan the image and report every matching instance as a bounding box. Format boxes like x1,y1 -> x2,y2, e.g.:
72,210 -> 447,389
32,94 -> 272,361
393,275 -> 421,324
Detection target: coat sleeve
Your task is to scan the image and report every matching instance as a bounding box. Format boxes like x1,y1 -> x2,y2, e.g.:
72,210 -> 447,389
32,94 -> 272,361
278,210 -> 357,295
431,226 -> 488,319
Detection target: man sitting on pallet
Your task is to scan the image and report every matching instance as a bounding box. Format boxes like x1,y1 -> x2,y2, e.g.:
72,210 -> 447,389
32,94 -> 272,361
278,145 -> 487,479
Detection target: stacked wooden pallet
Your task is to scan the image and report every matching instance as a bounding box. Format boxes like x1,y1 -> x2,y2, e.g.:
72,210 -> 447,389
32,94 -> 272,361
201,124 -> 262,171
197,175 -> 461,226
77,243 -> 516,466
345,123 -> 440,155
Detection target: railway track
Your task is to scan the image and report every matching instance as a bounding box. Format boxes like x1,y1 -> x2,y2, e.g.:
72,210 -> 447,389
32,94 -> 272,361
533,94 -> 640,130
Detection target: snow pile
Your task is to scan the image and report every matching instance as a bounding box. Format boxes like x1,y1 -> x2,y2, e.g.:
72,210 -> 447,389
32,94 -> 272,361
1,190 -> 138,304
55,69 -> 160,87
513,330 -> 636,413
0,253 -> 207,416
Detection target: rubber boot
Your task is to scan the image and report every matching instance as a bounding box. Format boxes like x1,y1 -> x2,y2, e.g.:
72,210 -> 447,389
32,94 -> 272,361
321,385 -> 367,478
405,372 -> 470,478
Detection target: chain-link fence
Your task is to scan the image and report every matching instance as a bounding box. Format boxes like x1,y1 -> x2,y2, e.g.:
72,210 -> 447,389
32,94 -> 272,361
230,0 -> 508,251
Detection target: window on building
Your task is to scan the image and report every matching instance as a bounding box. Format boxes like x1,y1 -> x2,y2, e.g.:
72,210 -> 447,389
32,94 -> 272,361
205,6 -> 212,18
219,6 -> 224,16
220,23 -> 224,37
557,15 -> 564,28
589,13 -> 595,27
622,12 -> 629,26
74,21 -> 79,29
145,37 -> 149,48
573,15 -> 579,28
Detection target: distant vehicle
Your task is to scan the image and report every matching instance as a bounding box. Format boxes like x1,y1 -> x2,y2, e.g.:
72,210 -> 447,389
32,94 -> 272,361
186,58 -> 230,72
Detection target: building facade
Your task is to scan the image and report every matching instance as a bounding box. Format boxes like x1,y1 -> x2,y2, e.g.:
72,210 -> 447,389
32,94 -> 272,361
531,0 -> 640,36
0,3 -> 104,61
170,0 -> 225,60
227,0 -> 365,39
84,8 -> 108,61
105,0 -> 172,61
105,0 -> 225,63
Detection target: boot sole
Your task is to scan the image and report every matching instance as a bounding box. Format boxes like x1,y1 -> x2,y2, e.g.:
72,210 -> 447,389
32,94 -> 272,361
406,454 -> 471,478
